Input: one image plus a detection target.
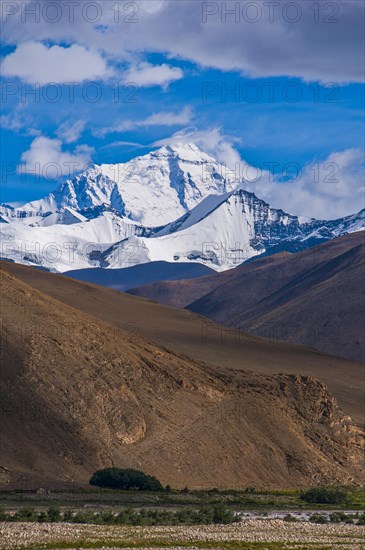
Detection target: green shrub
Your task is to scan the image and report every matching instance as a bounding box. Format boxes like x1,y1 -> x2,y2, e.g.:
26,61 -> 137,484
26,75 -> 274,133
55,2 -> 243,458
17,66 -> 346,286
212,503 -> 237,524
47,506 -> 61,522
95,510 -> 113,524
72,511 -> 92,524
89,467 -> 163,491
37,512 -> 48,523
14,508 -> 37,522
300,487 -> 350,505
329,512 -> 344,523
63,509 -> 73,522
283,514 -> 297,522
309,514 -> 328,523
357,513 -> 365,525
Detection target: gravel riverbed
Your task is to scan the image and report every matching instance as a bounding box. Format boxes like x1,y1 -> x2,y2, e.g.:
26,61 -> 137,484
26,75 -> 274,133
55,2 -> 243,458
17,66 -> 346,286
0,519 -> 364,549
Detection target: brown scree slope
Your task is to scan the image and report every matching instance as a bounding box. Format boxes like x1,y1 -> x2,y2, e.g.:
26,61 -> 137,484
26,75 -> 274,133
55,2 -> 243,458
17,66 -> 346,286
0,267 -> 364,489
1,259 -> 363,425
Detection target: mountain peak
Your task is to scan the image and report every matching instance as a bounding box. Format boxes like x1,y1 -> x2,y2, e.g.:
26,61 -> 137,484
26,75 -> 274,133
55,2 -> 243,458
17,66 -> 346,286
157,142 -> 205,154
14,142 -> 234,226
149,142 -> 216,163
3,143 -> 363,275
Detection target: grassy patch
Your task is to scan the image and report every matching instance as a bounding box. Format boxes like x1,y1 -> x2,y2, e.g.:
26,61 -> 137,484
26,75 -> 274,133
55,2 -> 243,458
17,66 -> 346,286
1,486 -> 364,517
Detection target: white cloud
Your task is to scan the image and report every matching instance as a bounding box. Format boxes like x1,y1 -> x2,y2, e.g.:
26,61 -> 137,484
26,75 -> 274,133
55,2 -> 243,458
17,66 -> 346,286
153,127 -> 271,186
2,1 -> 363,83
2,42 -> 112,84
56,120 -> 86,143
143,107 -> 192,126
153,127 -> 243,169
0,112 -> 40,136
139,0 -> 167,14
96,107 -> 192,137
134,0 -> 364,84
246,148 -> 365,219
123,62 -> 183,89
102,141 -> 143,150
18,136 -> 94,180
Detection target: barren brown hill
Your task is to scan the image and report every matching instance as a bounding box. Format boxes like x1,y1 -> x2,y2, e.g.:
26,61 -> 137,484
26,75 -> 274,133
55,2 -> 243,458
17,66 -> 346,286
1,260 -> 363,426
1,267 -> 364,489
129,232 -> 365,363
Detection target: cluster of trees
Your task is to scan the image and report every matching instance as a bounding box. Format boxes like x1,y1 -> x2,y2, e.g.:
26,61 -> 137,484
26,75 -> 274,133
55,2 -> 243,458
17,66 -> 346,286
283,512 -> 365,525
0,504 -> 237,526
89,468 -> 164,491
89,472 -> 354,506
0,506 -> 61,523
300,487 -> 351,505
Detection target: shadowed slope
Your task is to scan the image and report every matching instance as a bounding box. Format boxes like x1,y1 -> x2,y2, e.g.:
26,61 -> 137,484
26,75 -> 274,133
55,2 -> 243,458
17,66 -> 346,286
0,268 -> 364,489
1,259 -> 364,425
66,261 -> 215,291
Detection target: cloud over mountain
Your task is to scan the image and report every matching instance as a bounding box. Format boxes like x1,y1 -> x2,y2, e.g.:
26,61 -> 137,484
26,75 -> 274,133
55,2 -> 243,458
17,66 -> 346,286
18,135 -> 94,179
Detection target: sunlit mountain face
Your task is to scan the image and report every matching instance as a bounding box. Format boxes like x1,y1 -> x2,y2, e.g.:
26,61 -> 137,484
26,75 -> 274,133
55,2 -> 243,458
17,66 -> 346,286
1,143 -> 364,274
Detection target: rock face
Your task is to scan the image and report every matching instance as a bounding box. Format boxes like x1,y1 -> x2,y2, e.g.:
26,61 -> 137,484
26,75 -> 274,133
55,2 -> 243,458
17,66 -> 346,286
1,264 -> 364,489
1,143 -> 364,273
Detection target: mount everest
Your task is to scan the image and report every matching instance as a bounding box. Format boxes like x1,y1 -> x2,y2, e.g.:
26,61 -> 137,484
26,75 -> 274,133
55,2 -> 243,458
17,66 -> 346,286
1,143 -> 364,275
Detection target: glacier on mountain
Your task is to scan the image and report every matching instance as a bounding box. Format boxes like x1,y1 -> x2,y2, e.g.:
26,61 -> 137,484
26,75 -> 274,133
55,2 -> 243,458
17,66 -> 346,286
1,143 -> 364,273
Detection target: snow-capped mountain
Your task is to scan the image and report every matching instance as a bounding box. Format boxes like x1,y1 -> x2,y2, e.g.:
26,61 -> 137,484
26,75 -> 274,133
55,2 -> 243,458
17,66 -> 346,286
16,143 -> 237,226
1,143 -> 364,274
96,190 -> 365,271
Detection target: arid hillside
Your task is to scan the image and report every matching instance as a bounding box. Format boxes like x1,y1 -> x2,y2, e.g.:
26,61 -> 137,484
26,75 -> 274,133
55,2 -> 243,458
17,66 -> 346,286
0,266 -> 364,489
129,232 -> 365,362
2,260 -> 363,425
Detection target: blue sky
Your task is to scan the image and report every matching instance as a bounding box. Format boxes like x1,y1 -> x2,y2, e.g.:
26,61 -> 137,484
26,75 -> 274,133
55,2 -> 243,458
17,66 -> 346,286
1,0 -> 364,218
